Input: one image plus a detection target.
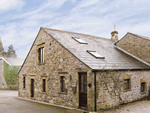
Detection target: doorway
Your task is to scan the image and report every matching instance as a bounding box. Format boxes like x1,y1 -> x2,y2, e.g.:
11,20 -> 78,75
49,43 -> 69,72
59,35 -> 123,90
79,72 -> 87,109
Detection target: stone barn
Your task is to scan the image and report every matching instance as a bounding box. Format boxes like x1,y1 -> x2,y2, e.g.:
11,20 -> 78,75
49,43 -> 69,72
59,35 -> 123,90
18,27 -> 150,112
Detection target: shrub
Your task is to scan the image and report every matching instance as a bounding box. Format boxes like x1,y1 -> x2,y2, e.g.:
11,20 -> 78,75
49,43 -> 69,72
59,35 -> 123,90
9,85 -> 18,90
3,61 -> 20,88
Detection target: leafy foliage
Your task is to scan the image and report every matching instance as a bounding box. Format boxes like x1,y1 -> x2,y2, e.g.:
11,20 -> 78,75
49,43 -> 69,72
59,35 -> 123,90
0,38 -> 4,54
3,61 -> 20,87
9,85 -> 18,90
6,45 -> 17,58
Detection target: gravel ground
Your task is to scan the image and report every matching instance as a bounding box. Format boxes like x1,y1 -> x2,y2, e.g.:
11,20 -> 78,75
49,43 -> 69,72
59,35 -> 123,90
1,90 -> 150,113
98,100 -> 150,113
0,90 -> 67,113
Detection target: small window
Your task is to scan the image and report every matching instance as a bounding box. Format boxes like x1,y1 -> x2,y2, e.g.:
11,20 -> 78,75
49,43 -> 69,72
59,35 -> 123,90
124,79 -> 130,90
38,47 -> 44,63
141,82 -> 146,92
87,50 -> 105,59
42,79 -> 46,92
60,76 -> 65,92
72,37 -> 88,44
23,76 -> 25,89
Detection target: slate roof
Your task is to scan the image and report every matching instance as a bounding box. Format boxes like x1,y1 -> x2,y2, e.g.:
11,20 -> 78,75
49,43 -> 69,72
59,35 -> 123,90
6,58 -> 24,66
128,32 -> 150,41
42,27 -> 150,70
2,57 -> 24,66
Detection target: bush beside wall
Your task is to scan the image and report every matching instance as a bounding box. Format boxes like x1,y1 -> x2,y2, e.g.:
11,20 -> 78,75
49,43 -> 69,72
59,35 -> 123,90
3,61 -> 20,89
9,85 -> 18,90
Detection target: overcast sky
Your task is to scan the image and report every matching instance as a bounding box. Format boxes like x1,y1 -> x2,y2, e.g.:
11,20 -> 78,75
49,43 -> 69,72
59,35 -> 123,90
0,0 -> 150,58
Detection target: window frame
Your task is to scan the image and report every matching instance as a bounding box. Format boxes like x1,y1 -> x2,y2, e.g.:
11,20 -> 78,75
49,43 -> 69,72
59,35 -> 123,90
37,43 -> 45,64
140,78 -> 147,93
38,47 -> 44,64
86,50 -> 105,59
141,82 -> 146,92
22,75 -> 26,89
123,75 -> 132,92
42,79 -> 46,92
41,76 -> 47,93
72,37 -> 88,44
60,76 -> 65,92
124,79 -> 130,90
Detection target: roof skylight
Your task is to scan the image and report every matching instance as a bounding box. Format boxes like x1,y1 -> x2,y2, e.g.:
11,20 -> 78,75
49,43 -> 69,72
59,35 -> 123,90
87,50 -> 105,59
72,37 -> 88,44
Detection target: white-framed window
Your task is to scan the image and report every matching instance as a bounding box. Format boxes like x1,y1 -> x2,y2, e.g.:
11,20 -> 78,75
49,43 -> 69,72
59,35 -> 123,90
87,50 -> 105,59
38,47 -> 44,63
72,37 -> 88,44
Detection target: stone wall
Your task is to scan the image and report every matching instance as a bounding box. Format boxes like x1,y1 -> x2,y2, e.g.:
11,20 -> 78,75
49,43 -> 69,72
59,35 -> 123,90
18,29 -> 95,111
116,33 -> 150,64
96,70 -> 150,110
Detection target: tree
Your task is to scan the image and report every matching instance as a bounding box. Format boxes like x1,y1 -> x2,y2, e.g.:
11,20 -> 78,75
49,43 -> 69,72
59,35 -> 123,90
7,45 -> 17,58
0,37 -> 4,53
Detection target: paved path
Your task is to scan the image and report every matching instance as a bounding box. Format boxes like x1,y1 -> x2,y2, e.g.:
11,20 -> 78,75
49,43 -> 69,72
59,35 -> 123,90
0,90 -> 69,113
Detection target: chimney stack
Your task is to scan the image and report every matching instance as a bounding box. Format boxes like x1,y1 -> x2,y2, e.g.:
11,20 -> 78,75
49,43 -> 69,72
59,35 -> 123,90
111,25 -> 118,40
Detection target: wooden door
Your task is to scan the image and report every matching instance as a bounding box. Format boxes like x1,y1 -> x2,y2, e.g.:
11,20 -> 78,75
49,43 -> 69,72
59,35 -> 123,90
79,73 -> 87,109
31,79 -> 34,97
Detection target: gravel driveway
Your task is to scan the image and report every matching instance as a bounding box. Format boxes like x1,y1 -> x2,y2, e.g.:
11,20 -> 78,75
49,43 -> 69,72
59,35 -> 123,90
98,100 -> 150,113
0,90 -> 68,113
1,90 -> 150,113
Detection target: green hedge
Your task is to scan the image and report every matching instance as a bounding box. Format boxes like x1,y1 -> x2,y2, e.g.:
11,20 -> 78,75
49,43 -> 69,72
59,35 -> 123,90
3,61 -> 20,87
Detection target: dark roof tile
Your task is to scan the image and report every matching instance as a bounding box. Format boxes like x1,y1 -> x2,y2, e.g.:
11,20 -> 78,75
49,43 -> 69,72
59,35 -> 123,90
43,28 -> 150,70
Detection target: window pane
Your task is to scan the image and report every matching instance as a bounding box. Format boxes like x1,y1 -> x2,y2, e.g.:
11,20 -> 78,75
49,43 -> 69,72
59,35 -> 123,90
43,48 -> 44,63
23,77 -> 25,88
87,50 -> 105,59
141,82 -> 145,92
43,79 -> 46,92
60,76 -> 65,92
41,48 -> 42,63
72,37 -> 88,44
38,47 -> 44,63
90,52 -> 103,58
124,79 -> 130,90
63,78 -> 65,92
38,49 -> 41,63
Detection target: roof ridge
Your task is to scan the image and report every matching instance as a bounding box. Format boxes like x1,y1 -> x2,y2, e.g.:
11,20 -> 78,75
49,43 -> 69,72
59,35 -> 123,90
41,27 -> 111,40
127,32 -> 150,40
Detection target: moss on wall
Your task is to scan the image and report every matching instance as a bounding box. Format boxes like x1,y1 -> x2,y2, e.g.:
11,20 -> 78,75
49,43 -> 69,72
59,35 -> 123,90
3,61 -> 20,87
